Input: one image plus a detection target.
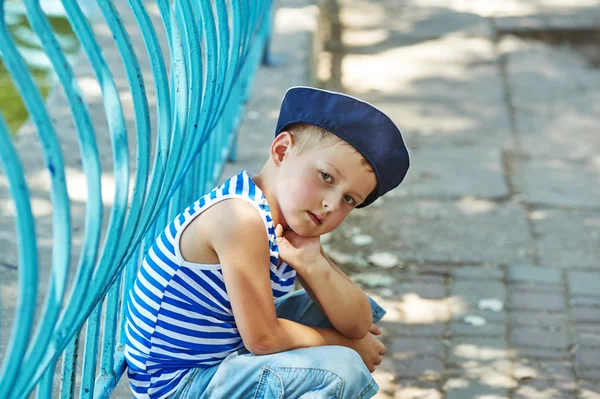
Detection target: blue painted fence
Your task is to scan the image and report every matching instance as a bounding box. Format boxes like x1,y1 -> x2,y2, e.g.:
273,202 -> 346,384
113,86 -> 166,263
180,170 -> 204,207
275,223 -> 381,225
0,0 -> 273,397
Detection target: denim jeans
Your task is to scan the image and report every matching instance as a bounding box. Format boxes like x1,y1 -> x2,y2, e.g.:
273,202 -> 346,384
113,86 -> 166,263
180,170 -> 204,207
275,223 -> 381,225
170,289 -> 387,399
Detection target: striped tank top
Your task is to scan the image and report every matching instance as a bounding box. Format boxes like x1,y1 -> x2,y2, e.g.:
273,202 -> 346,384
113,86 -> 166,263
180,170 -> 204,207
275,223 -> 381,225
123,170 -> 297,399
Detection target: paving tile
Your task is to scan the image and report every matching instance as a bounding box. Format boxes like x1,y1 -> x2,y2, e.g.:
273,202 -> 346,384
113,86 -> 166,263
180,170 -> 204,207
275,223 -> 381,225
576,348 -> 600,369
580,381 -> 600,399
513,383 -> 576,399
393,357 -> 443,381
340,200 -> 534,265
346,47 -> 508,150
510,311 -> 569,327
454,308 -> 507,323
447,337 -> 510,365
508,291 -> 567,311
445,361 -> 512,377
396,380 -> 440,390
402,265 -> 450,283
395,381 -> 442,399
451,266 -> 504,280
393,295 -> 452,324
449,321 -> 505,337
513,359 -> 577,391
391,337 -> 445,358
444,377 -> 510,399
514,348 -> 571,361
531,209 -> 600,269
507,264 -> 563,285
575,352 -> 600,383
578,368 -> 600,381
568,271 -> 600,297
575,326 -> 600,347
510,327 -> 570,350
496,11 -> 600,38
572,307 -> 600,324
390,282 -> 448,300
394,147 -> 508,199
379,321 -> 446,338
508,283 -> 566,293
513,92 -> 600,162
514,158 -> 600,209
571,296 -> 600,307
395,385 -> 442,399
450,280 -> 506,306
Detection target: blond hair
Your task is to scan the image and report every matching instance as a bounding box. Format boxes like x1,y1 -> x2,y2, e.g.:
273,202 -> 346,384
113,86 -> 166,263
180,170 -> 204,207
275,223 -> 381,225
285,123 -> 373,171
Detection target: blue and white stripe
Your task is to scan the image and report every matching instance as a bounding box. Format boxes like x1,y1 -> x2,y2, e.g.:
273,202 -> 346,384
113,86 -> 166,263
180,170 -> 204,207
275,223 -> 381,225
124,170 -> 296,399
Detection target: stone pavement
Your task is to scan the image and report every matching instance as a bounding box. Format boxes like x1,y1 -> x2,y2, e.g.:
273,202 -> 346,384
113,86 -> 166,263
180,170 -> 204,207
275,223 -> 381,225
228,0 -> 600,398
306,0 -> 600,398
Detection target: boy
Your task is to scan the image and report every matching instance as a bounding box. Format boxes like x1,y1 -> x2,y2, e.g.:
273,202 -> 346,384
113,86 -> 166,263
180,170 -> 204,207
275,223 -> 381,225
124,86 -> 410,398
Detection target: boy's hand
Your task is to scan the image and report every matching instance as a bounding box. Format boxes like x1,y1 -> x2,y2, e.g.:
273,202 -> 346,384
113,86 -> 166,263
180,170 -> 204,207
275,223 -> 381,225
349,323 -> 386,372
275,224 -> 323,274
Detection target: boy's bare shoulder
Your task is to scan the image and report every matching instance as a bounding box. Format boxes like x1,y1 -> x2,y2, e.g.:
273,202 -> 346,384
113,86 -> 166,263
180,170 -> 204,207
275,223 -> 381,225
181,198 -> 267,265
203,198 -> 264,227
200,198 -> 268,247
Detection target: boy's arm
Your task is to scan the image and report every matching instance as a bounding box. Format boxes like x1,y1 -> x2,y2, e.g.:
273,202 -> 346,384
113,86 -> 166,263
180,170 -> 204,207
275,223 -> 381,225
275,227 -> 373,340
205,200 -> 357,354
295,248 -> 373,340
205,199 -> 388,370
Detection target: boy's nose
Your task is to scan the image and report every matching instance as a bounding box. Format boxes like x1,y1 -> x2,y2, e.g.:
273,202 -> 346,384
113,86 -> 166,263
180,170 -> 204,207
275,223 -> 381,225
322,195 -> 339,213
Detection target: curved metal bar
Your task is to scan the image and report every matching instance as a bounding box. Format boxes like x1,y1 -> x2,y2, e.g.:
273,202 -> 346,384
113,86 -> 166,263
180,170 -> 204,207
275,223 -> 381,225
236,0 -> 250,76
166,0 -> 227,200
9,0 -> 130,391
195,0 -> 218,135
0,113 -> 38,396
13,0 -> 175,388
59,332 -> 79,399
56,0 -> 190,349
80,302 -> 102,398
118,0 -> 171,261
211,0 -> 230,113
36,362 -> 53,399
100,272 -> 121,375
120,0 -> 186,240
123,0 -> 189,239
2,0 -> 275,395
203,0 -> 245,142
0,3 -> 71,396
167,0 -> 202,219
14,1 -> 102,388
205,0 -> 242,136
57,0 -> 129,293
95,0 -> 151,273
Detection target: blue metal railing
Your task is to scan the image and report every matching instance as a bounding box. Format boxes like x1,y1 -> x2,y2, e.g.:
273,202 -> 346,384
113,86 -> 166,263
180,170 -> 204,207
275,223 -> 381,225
0,0 -> 273,397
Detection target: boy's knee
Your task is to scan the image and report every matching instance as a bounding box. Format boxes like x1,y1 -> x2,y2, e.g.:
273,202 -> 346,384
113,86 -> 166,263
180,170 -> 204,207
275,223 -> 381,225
322,346 -> 370,377
254,347 -> 375,399
320,346 -> 361,365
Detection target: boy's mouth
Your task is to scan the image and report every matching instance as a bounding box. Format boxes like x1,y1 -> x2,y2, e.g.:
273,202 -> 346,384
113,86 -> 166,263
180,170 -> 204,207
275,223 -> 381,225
307,211 -> 322,226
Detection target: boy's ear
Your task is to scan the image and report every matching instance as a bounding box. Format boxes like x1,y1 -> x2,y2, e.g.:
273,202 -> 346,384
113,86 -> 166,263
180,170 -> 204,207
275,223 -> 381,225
270,131 -> 294,166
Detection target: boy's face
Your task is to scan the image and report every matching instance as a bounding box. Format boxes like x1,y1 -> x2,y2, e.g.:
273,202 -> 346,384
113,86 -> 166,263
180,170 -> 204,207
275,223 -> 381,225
273,134 -> 377,237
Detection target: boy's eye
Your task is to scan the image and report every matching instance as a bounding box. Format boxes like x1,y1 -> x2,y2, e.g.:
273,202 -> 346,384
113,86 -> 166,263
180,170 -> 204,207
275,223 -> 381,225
344,195 -> 355,205
321,171 -> 333,182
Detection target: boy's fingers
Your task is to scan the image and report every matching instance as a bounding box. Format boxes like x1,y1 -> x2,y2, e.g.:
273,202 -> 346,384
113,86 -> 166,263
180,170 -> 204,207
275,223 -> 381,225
369,324 -> 382,335
275,225 -> 285,244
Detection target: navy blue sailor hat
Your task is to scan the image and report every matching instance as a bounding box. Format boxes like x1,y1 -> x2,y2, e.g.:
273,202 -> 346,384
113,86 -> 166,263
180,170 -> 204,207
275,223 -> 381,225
275,86 -> 410,208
